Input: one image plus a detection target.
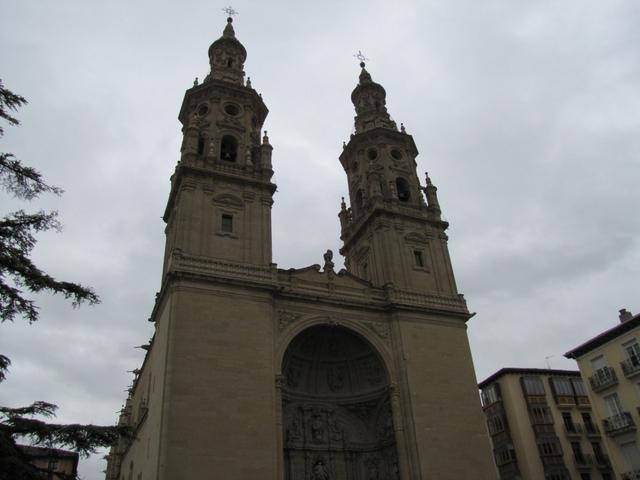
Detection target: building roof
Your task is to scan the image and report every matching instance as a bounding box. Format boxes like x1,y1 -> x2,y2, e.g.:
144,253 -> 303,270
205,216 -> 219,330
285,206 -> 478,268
564,312 -> 640,359
17,445 -> 79,459
478,367 -> 581,389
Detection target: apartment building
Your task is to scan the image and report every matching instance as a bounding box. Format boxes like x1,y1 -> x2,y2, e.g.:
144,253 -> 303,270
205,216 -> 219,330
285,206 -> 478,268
566,309 -> 640,479
479,368 -> 614,480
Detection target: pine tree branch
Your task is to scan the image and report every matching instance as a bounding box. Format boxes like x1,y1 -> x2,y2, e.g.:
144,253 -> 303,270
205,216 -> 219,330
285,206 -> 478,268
0,354 -> 9,383
0,210 -> 99,323
0,402 -> 57,418
0,79 -> 27,136
1,416 -> 129,457
0,153 -> 63,199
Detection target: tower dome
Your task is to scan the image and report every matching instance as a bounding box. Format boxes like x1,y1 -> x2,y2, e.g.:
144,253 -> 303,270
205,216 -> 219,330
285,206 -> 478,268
350,62 -> 396,133
207,17 -> 247,85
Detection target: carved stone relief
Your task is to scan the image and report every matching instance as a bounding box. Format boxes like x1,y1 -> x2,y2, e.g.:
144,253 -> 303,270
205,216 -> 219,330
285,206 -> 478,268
281,326 -> 399,480
278,310 -> 302,332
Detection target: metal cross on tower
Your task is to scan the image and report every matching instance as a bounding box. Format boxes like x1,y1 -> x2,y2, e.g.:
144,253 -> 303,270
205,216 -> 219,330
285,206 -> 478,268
353,50 -> 369,66
221,6 -> 238,17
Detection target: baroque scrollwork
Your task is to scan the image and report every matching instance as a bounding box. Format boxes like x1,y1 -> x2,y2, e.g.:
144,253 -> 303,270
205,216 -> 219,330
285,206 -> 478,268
277,310 -> 301,332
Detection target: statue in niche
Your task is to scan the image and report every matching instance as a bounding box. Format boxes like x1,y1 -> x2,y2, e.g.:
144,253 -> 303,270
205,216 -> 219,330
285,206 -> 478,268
311,414 -> 324,443
378,408 -> 394,440
327,365 -> 345,392
327,416 -> 343,442
311,458 -> 329,480
392,462 -> 400,479
286,364 -> 301,388
287,412 -> 302,440
365,457 -> 379,480
362,358 -> 382,386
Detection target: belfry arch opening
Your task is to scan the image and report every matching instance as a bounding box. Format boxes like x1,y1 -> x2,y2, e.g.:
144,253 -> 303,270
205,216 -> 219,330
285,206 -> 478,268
220,135 -> 238,162
396,177 -> 411,202
281,325 -> 399,480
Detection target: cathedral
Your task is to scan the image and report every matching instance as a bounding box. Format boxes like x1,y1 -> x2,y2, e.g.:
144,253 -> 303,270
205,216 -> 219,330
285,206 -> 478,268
105,16 -> 496,480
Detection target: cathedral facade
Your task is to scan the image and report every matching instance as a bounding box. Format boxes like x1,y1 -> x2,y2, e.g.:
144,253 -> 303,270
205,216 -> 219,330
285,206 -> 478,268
105,17 -> 496,480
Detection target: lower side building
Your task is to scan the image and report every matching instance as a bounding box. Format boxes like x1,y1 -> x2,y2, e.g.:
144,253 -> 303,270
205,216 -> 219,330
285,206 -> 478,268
479,368 -> 615,480
566,309 -> 640,479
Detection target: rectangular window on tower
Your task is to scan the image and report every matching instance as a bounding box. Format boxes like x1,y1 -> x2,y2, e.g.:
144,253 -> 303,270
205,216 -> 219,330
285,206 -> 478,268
221,214 -> 233,233
413,250 -> 424,267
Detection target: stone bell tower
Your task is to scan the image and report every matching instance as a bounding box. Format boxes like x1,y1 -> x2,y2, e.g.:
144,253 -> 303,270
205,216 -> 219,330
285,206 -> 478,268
339,61 -> 457,296
162,15 -> 275,276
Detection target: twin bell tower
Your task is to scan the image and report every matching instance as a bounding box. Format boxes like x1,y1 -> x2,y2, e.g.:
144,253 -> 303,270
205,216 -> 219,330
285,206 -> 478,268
105,16 -> 496,480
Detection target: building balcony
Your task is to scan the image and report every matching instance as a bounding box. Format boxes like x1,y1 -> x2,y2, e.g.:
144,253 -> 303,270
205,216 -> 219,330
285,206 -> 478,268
621,357 -> 640,378
574,453 -> 593,469
594,454 -> 612,469
584,423 -> 601,437
603,412 -> 636,437
564,423 -> 583,437
621,470 -> 640,480
589,366 -> 618,392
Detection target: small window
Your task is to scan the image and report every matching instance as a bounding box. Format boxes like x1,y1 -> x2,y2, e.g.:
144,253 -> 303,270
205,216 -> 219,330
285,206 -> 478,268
390,149 -> 402,160
220,135 -> 238,162
356,190 -> 364,211
571,378 -> 587,396
197,104 -> 209,116
396,177 -> 411,202
522,376 -> 545,395
367,149 -> 377,160
197,135 -> 205,155
221,214 -> 233,233
551,377 -> 573,396
414,250 -> 424,267
227,58 -> 233,67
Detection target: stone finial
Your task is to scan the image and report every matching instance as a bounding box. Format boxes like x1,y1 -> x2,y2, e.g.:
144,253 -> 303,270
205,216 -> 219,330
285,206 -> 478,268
342,141 -> 346,149
619,308 -> 633,323
246,76 -> 252,88
400,123 -> 406,133
340,197 -> 347,211
262,130 -> 270,145
323,249 -> 335,272
193,77 -> 199,86
425,171 -> 432,186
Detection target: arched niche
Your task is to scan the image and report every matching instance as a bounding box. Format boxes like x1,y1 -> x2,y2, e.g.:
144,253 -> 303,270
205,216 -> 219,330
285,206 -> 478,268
281,325 -> 399,480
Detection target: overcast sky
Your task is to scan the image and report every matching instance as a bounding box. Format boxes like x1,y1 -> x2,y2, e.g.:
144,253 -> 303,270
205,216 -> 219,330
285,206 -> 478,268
1,1 -> 639,478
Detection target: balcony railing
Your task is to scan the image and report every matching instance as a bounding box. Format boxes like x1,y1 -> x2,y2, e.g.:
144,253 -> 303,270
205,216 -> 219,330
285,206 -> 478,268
589,366 -> 618,392
621,357 -> 640,378
574,453 -> 594,468
564,423 -> 583,436
594,454 -> 611,469
584,423 -> 601,436
622,469 -> 640,480
603,412 -> 636,436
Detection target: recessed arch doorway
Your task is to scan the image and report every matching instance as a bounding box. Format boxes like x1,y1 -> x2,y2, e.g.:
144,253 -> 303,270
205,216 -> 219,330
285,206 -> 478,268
281,324 -> 400,480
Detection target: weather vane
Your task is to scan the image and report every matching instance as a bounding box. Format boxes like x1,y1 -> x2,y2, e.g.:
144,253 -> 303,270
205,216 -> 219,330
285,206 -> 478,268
353,50 -> 369,65
222,6 -> 238,17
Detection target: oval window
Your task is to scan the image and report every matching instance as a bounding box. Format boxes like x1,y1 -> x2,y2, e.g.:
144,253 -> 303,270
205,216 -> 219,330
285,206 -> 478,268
367,149 -> 377,160
197,104 -> 209,116
224,103 -> 240,116
391,149 -> 402,160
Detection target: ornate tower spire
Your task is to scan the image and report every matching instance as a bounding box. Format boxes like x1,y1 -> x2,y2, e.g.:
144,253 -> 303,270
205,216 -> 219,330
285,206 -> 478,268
338,63 -> 458,295
206,16 -> 247,85
351,61 -> 397,133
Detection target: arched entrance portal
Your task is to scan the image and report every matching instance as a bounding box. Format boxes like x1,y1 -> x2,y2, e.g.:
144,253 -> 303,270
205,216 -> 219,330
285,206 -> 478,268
281,325 -> 399,479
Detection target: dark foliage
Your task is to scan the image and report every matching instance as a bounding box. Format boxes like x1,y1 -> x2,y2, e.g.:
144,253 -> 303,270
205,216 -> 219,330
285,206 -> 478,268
0,79 -> 126,479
